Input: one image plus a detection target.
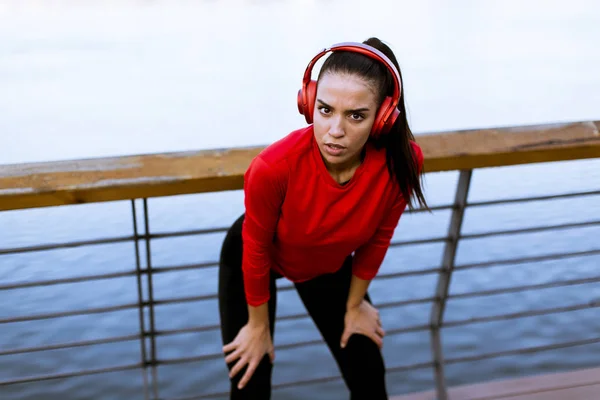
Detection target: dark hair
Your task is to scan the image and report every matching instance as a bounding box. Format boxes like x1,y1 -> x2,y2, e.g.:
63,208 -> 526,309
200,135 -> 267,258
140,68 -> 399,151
317,37 -> 428,211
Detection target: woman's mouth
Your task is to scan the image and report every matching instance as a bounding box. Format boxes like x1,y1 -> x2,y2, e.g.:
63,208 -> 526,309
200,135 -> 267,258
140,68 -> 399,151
324,143 -> 345,156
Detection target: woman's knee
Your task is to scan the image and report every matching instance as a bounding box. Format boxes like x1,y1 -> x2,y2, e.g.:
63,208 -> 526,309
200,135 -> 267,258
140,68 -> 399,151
226,355 -> 273,399
342,335 -> 387,396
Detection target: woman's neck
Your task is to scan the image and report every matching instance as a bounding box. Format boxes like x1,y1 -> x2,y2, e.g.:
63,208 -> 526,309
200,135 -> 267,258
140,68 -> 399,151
323,147 -> 366,184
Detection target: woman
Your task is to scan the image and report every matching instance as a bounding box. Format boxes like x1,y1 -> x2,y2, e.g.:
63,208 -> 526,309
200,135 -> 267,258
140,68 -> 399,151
218,37 -> 427,399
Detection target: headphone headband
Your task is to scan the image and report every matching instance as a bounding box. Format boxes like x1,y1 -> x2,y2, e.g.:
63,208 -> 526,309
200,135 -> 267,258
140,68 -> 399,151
301,42 -> 402,110
297,41 -> 402,137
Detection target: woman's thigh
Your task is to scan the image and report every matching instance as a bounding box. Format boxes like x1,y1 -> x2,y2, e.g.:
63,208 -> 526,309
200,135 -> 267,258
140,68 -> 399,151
294,257 -> 387,399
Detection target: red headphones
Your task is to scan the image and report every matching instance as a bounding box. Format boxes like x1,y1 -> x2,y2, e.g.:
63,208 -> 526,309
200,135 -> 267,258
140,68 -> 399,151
297,42 -> 402,137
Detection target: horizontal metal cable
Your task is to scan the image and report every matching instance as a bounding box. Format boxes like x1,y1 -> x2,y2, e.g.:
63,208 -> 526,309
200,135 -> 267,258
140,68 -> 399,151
0,227 -> 228,256
449,276 -> 600,300
389,236 -> 448,248
0,291 -> 432,327
0,334 -> 140,357
377,296 -> 436,309
0,302 -> 139,324
0,228 -> 225,257
0,270 -> 137,291
0,261 -> 220,291
454,248 -> 600,271
147,226 -> 228,240
156,338 -> 326,366
376,266 -> 442,280
443,300 -> 600,328
0,234 -> 136,255
0,362 -> 142,386
385,323 -> 431,335
0,262 -> 437,292
466,189 -> 600,208
154,324 -> 221,337
445,336 -> 600,365
154,294 -> 220,306
158,320 -> 433,366
156,318 -> 431,341
153,274 -> 438,307
409,203 -> 452,213
460,219 -> 600,240
154,309 -> 332,338
385,360 -> 434,374
150,261 -> 219,273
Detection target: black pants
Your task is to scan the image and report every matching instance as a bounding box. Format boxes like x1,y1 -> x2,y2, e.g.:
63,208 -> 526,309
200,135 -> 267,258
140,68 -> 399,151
218,214 -> 388,400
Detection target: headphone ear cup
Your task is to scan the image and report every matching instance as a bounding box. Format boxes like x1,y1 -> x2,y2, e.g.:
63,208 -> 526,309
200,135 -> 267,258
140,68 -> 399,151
384,107 -> 400,133
371,97 -> 392,137
297,80 -> 317,124
297,88 -> 305,116
304,80 -> 318,124
371,97 -> 400,137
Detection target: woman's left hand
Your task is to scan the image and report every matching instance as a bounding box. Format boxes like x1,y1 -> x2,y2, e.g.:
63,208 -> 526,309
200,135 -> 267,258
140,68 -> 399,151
340,299 -> 385,349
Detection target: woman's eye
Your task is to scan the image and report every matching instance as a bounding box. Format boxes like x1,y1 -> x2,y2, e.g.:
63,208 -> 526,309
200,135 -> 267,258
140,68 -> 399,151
350,113 -> 364,121
319,107 -> 331,114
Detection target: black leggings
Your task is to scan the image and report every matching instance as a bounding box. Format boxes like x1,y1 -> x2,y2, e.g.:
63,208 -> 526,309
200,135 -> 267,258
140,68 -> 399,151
218,214 -> 388,400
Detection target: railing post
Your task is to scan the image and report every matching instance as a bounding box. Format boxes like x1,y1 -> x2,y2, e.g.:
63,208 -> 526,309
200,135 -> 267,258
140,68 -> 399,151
131,200 -> 150,400
142,198 -> 160,400
429,169 -> 472,400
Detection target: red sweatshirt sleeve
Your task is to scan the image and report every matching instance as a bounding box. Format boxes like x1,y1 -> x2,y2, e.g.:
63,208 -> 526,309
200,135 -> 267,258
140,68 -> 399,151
241,156 -> 287,307
352,142 -> 424,280
352,194 -> 407,280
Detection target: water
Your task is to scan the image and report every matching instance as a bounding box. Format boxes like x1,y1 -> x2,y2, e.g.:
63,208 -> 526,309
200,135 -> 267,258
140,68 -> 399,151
1,0 -> 600,399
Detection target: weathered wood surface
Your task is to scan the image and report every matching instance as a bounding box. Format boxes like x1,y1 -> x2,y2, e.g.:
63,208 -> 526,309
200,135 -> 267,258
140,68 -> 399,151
1,121 -> 599,211
391,366 -> 600,399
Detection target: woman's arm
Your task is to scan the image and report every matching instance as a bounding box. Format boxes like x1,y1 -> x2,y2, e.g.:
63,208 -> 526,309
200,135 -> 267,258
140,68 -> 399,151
346,274 -> 371,310
340,199 -> 405,349
242,156 -> 287,309
223,155 -> 286,389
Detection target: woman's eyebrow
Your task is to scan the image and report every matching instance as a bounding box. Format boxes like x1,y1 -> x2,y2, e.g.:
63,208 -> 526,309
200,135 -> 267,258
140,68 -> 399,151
316,99 -> 370,113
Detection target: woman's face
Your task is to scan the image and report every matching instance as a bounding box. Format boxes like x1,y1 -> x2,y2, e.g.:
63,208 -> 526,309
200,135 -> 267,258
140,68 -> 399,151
312,72 -> 379,172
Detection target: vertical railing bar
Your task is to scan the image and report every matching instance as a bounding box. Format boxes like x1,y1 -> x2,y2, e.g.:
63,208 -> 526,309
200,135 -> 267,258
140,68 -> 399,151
429,169 -> 472,400
143,198 -> 160,399
131,199 -> 150,400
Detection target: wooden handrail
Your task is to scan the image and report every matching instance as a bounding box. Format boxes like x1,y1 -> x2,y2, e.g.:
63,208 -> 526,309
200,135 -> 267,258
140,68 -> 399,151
1,121 -> 599,212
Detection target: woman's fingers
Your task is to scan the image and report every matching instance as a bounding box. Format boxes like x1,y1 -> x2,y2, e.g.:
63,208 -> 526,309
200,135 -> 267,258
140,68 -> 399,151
238,360 -> 259,389
229,356 -> 248,379
376,325 -> 386,338
224,348 -> 242,364
222,341 -> 237,354
368,330 -> 384,349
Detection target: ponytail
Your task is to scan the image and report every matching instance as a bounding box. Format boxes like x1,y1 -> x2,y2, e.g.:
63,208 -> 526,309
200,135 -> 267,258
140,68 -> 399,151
363,37 -> 428,211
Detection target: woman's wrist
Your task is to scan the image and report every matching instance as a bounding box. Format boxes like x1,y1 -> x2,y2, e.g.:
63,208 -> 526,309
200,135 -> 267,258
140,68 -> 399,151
346,274 -> 371,311
247,302 -> 270,328
346,298 -> 363,311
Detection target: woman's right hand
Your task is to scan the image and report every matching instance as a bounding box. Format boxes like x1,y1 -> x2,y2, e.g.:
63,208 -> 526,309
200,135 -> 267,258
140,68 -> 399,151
222,322 -> 275,389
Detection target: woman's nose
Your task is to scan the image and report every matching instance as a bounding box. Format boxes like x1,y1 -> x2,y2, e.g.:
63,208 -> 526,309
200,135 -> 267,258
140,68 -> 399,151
328,116 -> 344,137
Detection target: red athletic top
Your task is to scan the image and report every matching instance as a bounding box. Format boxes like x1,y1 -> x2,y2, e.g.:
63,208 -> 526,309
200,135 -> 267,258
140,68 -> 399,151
241,125 -> 424,306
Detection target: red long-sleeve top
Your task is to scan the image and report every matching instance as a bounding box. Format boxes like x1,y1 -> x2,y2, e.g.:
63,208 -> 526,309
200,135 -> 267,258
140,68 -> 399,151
241,125 -> 423,306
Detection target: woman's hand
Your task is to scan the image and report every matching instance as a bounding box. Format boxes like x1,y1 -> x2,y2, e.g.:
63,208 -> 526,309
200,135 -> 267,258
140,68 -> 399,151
340,299 -> 385,349
222,322 -> 275,389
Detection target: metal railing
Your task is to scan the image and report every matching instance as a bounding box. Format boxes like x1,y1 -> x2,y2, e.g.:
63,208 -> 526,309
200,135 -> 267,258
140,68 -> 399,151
1,120 -> 600,399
